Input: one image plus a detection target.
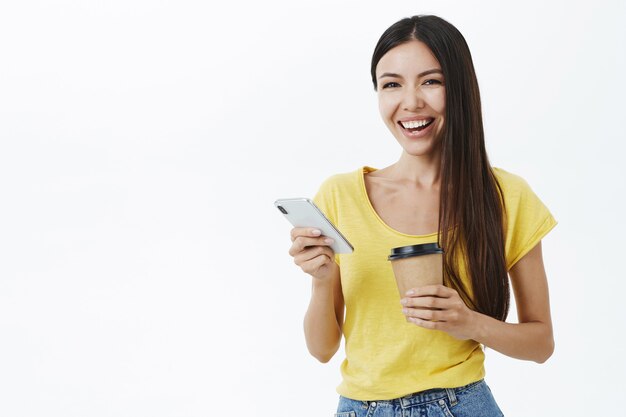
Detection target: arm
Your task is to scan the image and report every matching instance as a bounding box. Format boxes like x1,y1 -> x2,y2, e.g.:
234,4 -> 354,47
303,261 -> 344,363
401,241 -> 554,363
473,241 -> 554,363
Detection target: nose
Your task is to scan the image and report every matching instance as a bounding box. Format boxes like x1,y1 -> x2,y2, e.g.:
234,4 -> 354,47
402,88 -> 425,111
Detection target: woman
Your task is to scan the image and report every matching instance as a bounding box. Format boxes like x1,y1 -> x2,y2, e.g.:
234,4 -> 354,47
287,15 -> 556,417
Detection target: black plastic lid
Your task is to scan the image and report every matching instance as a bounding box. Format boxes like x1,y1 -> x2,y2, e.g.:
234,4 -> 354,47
387,243 -> 444,261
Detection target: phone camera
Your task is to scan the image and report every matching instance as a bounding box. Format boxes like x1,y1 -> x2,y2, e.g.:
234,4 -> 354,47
277,205 -> 288,214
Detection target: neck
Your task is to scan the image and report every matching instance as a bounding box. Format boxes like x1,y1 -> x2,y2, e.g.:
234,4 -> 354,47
387,149 -> 442,188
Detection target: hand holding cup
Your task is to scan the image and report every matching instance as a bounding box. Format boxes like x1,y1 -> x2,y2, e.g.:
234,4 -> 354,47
388,243 -> 444,322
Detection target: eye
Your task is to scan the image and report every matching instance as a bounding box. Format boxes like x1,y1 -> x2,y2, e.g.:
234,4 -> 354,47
423,79 -> 442,86
382,82 -> 400,89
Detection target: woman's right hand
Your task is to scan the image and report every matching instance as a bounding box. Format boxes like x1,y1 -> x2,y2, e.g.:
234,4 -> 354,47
288,227 -> 337,281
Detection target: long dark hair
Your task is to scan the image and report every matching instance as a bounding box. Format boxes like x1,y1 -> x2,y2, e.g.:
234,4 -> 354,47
371,15 -> 509,321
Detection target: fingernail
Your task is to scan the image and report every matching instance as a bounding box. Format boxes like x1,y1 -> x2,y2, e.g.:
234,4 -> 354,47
406,290 -> 414,296
311,229 -> 321,236
400,298 -> 407,305
324,238 -> 334,244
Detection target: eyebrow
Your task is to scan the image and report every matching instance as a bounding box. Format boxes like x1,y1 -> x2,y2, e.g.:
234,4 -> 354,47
378,68 -> 443,80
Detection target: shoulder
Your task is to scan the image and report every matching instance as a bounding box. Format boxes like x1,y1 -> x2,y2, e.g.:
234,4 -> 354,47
492,167 -> 557,269
491,167 -> 537,204
315,167 -> 361,193
313,167 -> 361,219
492,167 -> 530,192
319,170 -> 355,186
492,166 -> 555,228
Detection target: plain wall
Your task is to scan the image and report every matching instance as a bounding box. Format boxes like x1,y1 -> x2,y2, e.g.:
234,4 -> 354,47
1,0 -> 625,416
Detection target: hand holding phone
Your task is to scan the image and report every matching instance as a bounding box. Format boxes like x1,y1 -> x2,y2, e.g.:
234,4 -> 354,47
287,226 -> 339,281
275,198 -> 354,254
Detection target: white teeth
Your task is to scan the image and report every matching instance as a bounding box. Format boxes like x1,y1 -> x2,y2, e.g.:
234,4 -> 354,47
401,119 -> 432,129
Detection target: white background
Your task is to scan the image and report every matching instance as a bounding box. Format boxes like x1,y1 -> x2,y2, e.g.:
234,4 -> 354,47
1,0 -> 625,416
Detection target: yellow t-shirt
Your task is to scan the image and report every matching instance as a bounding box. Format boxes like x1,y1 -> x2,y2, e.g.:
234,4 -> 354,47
313,165 -> 557,400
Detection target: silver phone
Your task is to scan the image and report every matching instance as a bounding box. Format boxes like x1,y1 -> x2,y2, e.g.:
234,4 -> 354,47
274,198 -> 354,254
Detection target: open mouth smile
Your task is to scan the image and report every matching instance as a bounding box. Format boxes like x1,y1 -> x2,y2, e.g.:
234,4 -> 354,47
397,117 -> 436,138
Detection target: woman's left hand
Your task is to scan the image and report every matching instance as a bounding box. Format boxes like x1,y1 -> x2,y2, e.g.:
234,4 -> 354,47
401,284 -> 479,341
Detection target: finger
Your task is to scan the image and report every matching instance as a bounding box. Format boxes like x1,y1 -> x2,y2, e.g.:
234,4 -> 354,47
401,296 -> 449,310
405,284 -> 453,298
290,227 -> 322,242
289,235 -> 332,256
289,236 -> 336,257
403,307 -> 446,322
293,245 -> 334,266
299,253 -> 331,275
408,317 -> 440,330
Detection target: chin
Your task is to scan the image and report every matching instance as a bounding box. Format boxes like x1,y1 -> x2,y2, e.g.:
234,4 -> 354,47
397,138 -> 441,157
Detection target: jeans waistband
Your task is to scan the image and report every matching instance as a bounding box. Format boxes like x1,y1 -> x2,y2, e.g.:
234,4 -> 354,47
359,379 -> 483,409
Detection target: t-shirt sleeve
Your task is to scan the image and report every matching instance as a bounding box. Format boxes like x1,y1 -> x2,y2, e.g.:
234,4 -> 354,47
503,175 -> 558,270
312,176 -> 342,266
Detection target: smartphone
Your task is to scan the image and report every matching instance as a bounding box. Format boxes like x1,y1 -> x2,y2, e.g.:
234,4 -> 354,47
274,198 -> 354,254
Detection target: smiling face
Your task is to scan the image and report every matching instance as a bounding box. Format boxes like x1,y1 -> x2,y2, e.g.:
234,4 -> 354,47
376,40 -> 446,157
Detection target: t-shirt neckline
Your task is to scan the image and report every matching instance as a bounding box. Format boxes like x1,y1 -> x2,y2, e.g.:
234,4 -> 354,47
358,165 -> 439,239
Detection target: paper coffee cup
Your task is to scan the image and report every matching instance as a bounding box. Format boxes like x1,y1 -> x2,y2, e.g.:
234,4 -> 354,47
388,243 -> 444,299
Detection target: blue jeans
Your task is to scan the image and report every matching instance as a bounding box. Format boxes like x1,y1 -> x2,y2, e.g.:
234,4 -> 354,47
335,379 -> 504,417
